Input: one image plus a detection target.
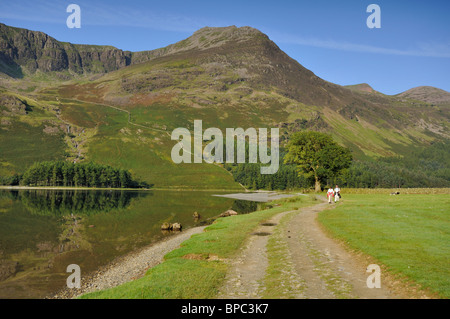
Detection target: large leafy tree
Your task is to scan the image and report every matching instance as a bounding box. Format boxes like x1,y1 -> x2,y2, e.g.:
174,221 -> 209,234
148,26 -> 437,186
284,131 -> 352,192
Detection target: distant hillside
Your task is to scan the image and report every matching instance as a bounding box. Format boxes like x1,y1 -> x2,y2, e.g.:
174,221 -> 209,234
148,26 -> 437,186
397,86 -> 450,104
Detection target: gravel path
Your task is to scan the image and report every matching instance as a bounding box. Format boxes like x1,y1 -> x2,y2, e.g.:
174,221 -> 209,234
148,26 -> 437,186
51,226 -> 206,299
217,199 -> 415,299
284,201 -> 399,298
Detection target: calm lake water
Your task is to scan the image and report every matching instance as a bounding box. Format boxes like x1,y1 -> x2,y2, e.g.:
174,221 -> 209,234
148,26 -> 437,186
0,189 -> 262,299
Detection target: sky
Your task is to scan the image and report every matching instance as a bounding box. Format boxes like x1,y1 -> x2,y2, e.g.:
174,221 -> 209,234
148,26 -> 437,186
0,0 -> 449,95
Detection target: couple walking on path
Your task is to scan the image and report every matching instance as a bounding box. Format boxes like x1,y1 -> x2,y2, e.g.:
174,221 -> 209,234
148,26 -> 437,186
327,185 -> 341,204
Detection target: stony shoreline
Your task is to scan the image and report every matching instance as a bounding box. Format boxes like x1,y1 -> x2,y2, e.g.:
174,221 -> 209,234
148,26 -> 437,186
50,226 -> 207,299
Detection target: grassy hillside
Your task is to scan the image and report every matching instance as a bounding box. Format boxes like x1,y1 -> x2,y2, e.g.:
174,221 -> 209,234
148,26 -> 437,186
0,86 -> 241,189
0,91 -> 67,177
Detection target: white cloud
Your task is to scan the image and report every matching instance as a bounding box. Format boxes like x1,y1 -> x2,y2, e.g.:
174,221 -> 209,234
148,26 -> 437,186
274,33 -> 450,58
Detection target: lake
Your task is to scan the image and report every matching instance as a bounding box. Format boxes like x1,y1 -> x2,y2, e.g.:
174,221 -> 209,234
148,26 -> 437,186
0,189 -> 263,299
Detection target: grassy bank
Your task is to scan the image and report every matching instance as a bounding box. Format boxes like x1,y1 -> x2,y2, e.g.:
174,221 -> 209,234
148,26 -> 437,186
80,195 -> 318,299
318,193 -> 449,298
329,188 -> 450,195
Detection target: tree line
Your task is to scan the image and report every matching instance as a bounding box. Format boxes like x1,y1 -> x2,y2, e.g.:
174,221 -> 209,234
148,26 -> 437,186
225,156 -> 312,191
227,157 -> 450,191
226,131 -> 353,191
226,136 -> 449,190
2,161 -> 149,188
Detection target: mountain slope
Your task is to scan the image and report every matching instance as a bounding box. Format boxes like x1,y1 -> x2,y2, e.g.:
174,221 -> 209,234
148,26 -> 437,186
0,24 -> 449,188
397,86 -> 450,105
56,26 -> 448,153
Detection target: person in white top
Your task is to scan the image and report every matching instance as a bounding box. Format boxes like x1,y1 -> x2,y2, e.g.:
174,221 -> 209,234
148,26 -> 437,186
327,187 -> 334,204
334,185 -> 341,202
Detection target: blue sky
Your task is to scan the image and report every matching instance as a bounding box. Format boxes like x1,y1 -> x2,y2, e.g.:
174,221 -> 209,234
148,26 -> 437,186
1,0 -> 449,95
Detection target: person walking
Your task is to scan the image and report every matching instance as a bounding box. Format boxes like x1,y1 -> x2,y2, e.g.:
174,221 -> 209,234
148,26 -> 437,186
327,186 -> 334,204
334,185 -> 341,202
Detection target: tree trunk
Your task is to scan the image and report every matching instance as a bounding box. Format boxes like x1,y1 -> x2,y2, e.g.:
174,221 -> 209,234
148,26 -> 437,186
314,175 -> 321,192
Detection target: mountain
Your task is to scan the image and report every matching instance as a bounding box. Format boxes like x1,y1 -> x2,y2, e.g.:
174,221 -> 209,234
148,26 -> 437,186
397,86 -> 450,105
0,23 -> 356,108
0,23 -> 448,188
345,83 -> 379,94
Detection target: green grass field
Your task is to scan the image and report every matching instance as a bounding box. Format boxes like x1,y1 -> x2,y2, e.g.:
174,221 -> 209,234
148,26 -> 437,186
318,193 -> 449,298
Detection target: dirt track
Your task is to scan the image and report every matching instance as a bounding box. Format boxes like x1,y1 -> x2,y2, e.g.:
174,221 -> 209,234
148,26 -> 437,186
218,199 -> 413,299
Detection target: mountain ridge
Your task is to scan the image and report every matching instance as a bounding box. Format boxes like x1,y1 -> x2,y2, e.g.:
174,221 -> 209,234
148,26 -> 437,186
396,86 -> 450,104
1,22 -> 448,100
0,23 -> 270,78
0,23 -> 132,77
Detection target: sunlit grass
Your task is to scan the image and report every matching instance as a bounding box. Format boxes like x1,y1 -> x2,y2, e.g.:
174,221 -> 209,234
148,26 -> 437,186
318,193 -> 450,298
